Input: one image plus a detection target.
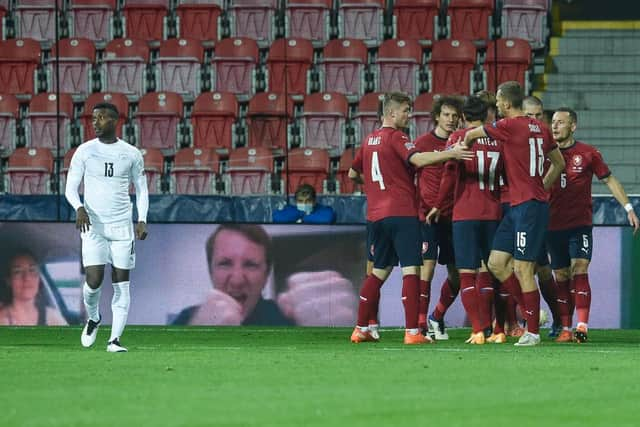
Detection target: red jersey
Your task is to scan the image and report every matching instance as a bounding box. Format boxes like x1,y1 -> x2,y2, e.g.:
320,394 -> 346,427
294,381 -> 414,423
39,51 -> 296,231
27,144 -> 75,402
415,130 -> 453,220
436,128 -> 504,221
483,117 -> 557,206
549,141 -> 611,231
352,127 -> 420,222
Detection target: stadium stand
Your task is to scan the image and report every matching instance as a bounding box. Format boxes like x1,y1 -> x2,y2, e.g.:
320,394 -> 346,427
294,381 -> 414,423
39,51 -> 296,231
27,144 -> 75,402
155,37 -> 205,101
0,38 -> 41,100
285,147 -> 330,194
428,38 -> 477,94
191,91 -> 239,153
392,0 -> 441,45
14,0 -> 64,48
372,38 -> 424,96
46,37 -> 97,101
79,92 -> 129,141
68,0 -> 117,48
352,92 -> 382,145
246,92 -> 294,151
25,92 -> 74,155
228,0 -> 278,48
169,147 -> 220,194
411,92 -> 438,139
0,93 -> 20,158
300,92 -> 349,154
175,0 -> 222,47
483,38 -> 532,93
133,91 -> 184,155
318,38 -> 369,102
285,0 -> 332,48
337,0 -> 385,47
224,146 -> 276,195
210,36 -> 260,101
101,38 -> 150,101
336,147 -> 360,194
446,0 -> 494,44
139,147 -> 164,194
5,147 -> 54,194
265,37 -> 314,99
501,0 -> 549,50
121,0 -> 170,46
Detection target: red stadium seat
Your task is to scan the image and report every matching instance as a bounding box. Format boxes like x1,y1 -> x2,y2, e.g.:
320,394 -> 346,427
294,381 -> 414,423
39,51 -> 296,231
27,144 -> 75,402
101,38 -> 150,101
122,0 -> 169,46
60,146 -> 80,194
0,93 -> 20,157
79,92 -> 129,141
446,0 -> 494,43
285,147 -> 330,194
285,0 -> 332,48
210,37 -> 259,101
191,91 -> 239,153
502,0 -> 549,50
14,0 -> 64,47
412,92 -> 438,138
170,147 -> 219,194
0,38 -> 41,99
0,0 -> 8,41
301,92 -> 349,154
175,0 -> 222,46
337,0 -> 385,47
319,38 -> 368,102
428,39 -> 477,94
224,146 -> 275,195
246,92 -> 294,151
46,38 -> 96,101
5,147 -> 54,194
139,147 -> 164,193
25,93 -> 74,155
228,0 -> 278,48
68,0 -> 117,48
266,38 -> 314,99
393,0 -> 441,45
134,91 -> 184,155
483,38 -> 532,93
373,38 -> 423,96
352,92 -> 383,145
336,147 -> 361,194
156,38 -> 205,101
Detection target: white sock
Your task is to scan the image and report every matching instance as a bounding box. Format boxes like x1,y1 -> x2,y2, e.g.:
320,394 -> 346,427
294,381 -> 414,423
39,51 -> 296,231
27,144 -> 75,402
109,281 -> 130,342
83,283 -> 101,322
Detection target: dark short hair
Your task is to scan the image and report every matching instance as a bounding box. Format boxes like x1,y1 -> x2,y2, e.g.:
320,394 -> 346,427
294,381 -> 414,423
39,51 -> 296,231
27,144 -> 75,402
206,225 -> 273,273
555,107 -> 578,124
295,183 -> 316,201
523,95 -> 543,109
431,95 -> 463,125
382,92 -> 412,116
497,81 -> 524,109
92,102 -> 119,119
475,90 -> 496,111
463,95 -> 488,123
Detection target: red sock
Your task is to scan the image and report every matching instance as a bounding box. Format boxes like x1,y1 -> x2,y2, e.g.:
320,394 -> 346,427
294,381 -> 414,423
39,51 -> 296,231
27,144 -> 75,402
556,279 -> 572,328
521,289 -> 541,334
476,271 -> 494,330
418,279 -> 431,328
402,274 -> 420,329
573,273 -> 591,325
432,279 -> 458,320
538,276 -> 559,324
503,273 -> 524,307
369,276 -> 382,325
357,275 -> 384,327
569,278 -> 576,318
459,272 -> 481,332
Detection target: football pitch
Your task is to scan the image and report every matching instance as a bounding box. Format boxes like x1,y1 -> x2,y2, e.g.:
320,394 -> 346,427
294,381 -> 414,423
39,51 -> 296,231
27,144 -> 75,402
1,327 -> 639,427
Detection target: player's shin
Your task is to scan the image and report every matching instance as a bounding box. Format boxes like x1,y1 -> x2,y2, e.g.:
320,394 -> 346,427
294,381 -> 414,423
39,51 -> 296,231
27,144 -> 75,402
401,274 -> 420,330
83,283 -> 101,322
573,273 -> 591,326
109,281 -> 130,342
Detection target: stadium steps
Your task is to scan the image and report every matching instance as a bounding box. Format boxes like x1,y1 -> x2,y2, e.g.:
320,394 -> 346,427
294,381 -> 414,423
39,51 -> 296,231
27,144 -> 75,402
537,21 -> 640,194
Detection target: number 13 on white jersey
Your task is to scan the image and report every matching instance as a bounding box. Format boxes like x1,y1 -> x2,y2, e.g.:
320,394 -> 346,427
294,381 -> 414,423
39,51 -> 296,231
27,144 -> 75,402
371,151 -> 386,190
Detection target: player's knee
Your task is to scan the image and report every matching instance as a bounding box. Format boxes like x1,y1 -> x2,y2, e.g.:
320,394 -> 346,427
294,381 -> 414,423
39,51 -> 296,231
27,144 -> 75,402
570,260 -> 589,276
553,268 -> 570,282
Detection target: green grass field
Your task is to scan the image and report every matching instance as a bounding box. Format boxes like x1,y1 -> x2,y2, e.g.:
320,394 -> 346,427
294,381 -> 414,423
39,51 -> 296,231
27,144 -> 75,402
1,327 -> 639,427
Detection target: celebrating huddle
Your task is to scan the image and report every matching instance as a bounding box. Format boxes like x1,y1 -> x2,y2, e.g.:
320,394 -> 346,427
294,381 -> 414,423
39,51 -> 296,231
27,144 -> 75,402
349,82 -> 639,346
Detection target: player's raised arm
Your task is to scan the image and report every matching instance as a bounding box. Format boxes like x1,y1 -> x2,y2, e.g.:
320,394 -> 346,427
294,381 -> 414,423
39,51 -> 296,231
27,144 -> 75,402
543,147 -> 566,191
602,175 -> 640,234
409,144 -> 474,168
462,125 -> 487,148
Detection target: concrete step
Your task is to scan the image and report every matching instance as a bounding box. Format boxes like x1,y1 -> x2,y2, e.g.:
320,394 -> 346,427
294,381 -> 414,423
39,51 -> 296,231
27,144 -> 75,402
553,37 -> 640,55
569,111 -> 640,128
575,128 -> 640,139
545,73 -> 640,86
562,30 -> 640,38
597,145 -> 640,165
544,83 -> 640,92
540,91 -> 640,110
591,180 -> 640,195
552,56 -> 640,73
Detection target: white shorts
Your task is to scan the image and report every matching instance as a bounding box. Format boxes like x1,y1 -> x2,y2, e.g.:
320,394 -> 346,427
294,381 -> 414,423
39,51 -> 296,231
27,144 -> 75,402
81,221 -> 136,270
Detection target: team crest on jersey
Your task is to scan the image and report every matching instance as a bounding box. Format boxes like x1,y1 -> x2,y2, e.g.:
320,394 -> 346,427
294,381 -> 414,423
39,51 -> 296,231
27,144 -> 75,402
571,154 -> 584,172
422,242 -> 429,255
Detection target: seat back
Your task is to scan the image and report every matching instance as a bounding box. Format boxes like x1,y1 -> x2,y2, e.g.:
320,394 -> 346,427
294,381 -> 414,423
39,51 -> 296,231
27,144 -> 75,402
60,146 -> 80,194
14,0 -> 64,44
6,147 -> 54,194
156,38 -> 204,100
285,0 -> 332,47
336,147 -> 360,194
353,92 -> 383,144
210,37 -> 259,100
80,92 -> 129,141
412,92 -> 438,138
176,1 -> 222,44
447,0 -> 494,42
102,38 -> 150,100
338,0 -> 385,47
135,91 -> 184,155
122,0 -> 169,44
191,91 -> 238,152
484,38 -> 531,92
266,38 -> 314,99
139,147 -> 164,193
319,38 -> 368,101
25,93 -> 74,154
226,146 -> 274,194
246,92 -> 294,151
69,0 -> 117,47
301,92 -> 349,153
0,93 -> 20,157
393,0 -> 440,42
47,38 -> 96,99
429,39 -> 477,94
0,38 -> 41,98
285,147 -> 330,194
374,38 -> 423,95
170,147 -> 219,194
228,0 -> 278,48
502,0 -> 548,49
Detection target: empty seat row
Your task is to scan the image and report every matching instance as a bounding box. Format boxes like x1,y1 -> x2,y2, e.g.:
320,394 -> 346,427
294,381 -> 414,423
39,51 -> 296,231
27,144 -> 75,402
3,145 -> 361,196
2,1 -> 549,50
0,36 -> 532,101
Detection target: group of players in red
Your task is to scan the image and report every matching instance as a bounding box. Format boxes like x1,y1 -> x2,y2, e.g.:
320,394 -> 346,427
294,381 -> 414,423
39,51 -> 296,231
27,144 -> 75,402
348,81 -> 639,346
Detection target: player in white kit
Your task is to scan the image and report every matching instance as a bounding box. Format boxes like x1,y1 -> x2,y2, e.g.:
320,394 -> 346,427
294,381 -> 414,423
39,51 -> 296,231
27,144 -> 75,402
65,102 -> 149,352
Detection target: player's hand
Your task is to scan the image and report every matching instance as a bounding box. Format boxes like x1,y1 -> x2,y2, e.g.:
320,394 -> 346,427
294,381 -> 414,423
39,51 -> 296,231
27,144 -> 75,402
628,210 -> 640,235
135,222 -> 148,240
425,207 -> 440,224
461,133 -> 472,149
190,289 -> 243,325
449,143 -> 474,161
75,207 -> 91,233
277,271 -> 357,326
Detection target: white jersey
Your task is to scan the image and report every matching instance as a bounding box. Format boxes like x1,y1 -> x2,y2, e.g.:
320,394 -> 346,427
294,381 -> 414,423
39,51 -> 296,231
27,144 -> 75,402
65,138 -> 149,224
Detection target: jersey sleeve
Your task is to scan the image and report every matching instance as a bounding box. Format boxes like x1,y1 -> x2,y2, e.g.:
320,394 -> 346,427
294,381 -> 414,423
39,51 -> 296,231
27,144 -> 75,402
434,160 -> 457,209
64,147 -> 86,211
592,149 -> 612,180
542,126 -> 558,155
483,119 -> 511,142
390,131 -> 419,164
131,150 -> 149,222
